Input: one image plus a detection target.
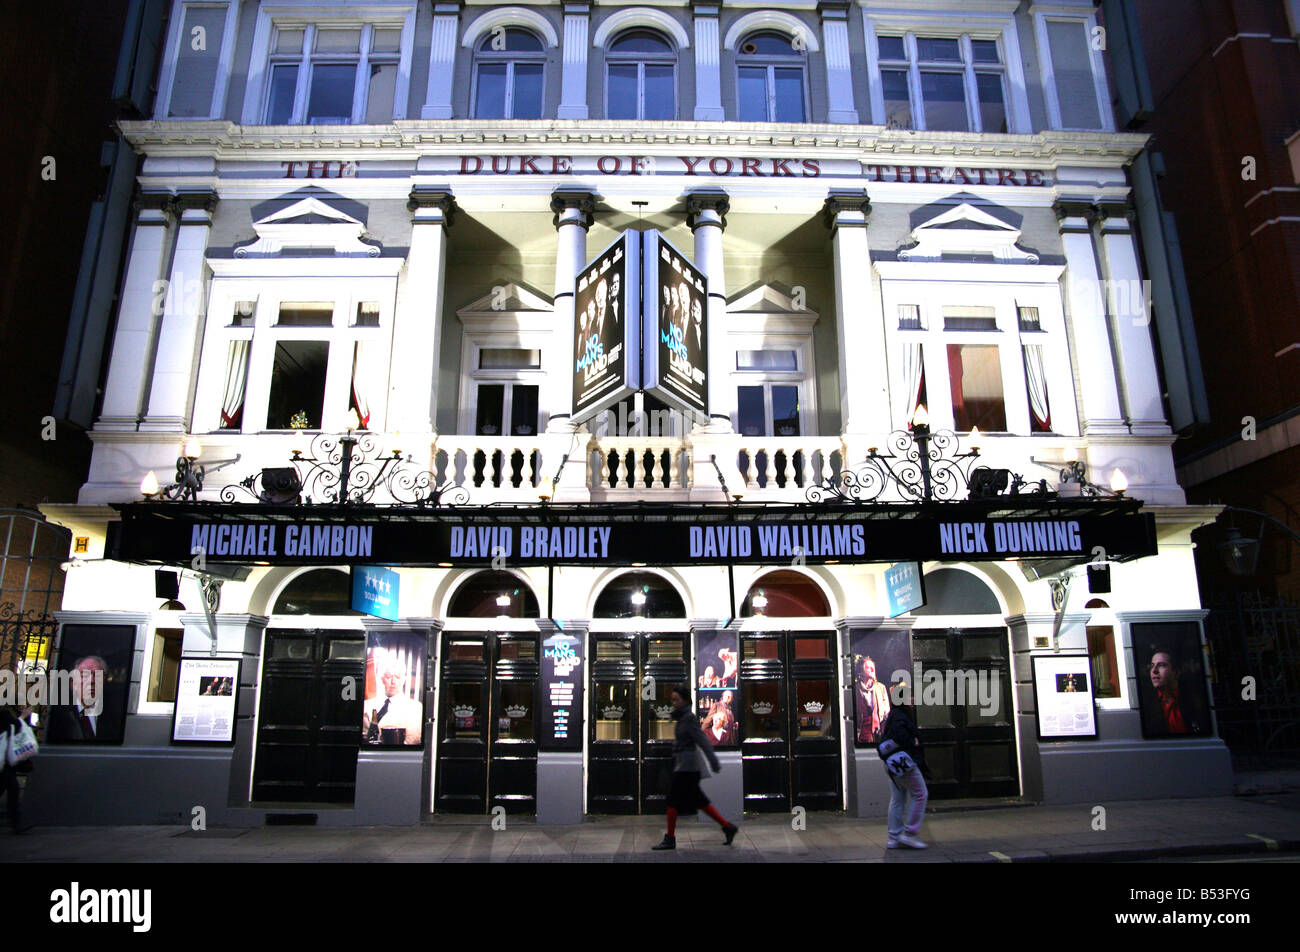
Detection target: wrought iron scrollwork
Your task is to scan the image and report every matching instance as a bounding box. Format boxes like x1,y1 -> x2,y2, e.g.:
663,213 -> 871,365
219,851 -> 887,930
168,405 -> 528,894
806,424 -> 980,504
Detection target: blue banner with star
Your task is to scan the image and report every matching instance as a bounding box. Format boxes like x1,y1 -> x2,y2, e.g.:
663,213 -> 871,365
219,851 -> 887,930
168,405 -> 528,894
352,565 -> 399,620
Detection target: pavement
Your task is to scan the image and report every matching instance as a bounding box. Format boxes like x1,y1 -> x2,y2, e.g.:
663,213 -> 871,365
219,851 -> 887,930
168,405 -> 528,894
4,784 -> 1300,863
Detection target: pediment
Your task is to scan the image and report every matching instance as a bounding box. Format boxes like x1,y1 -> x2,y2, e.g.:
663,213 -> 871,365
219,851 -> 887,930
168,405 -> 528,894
728,283 -> 819,319
234,196 -> 379,258
899,201 -> 1038,264
457,282 -> 553,326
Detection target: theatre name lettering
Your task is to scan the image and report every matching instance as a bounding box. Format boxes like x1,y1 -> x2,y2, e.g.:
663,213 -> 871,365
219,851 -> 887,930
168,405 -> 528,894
190,522 -> 374,558
939,520 -> 1083,556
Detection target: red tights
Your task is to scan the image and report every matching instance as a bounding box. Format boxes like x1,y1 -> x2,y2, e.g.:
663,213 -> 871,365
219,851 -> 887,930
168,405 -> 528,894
665,805 -> 728,836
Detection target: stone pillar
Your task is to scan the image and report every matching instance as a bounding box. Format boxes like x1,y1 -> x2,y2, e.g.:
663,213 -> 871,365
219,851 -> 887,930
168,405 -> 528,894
692,2 -> 724,121
546,190 -> 595,432
819,2 -> 859,124
686,190 -> 732,431
97,191 -> 175,430
141,190 -> 218,433
1093,203 -> 1170,435
558,3 -> 590,119
824,190 -> 889,434
422,3 -> 461,120
1054,201 -> 1125,436
391,187 -> 456,436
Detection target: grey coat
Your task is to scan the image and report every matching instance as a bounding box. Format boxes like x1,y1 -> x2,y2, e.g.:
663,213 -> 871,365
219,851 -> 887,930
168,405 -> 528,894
671,706 -> 722,774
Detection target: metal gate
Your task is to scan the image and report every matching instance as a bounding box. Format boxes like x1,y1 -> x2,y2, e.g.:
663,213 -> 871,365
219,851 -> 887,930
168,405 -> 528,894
0,510 -> 71,725
1204,590 -> 1300,765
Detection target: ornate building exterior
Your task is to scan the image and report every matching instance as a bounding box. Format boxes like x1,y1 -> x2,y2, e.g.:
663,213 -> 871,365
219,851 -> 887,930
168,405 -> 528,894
35,0 -> 1230,826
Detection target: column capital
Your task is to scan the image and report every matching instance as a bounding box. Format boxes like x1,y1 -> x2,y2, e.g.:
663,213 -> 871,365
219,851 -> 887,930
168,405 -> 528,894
686,189 -> 729,230
817,0 -> 852,20
822,189 -> 871,230
407,186 -> 458,226
431,2 -> 462,14
563,2 -> 591,13
1090,201 -> 1136,230
550,189 -> 597,229
1052,199 -> 1095,230
133,189 -> 174,224
690,0 -> 721,16
172,189 -> 218,216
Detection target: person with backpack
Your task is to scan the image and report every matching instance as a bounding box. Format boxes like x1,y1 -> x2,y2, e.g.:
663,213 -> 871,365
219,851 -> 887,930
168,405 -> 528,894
877,702 -> 929,849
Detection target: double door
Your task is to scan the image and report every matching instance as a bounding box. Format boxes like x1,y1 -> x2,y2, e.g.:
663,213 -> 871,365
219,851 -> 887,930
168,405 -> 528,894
252,629 -> 365,804
587,633 -> 688,814
435,632 -> 540,814
740,632 -> 842,813
911,627 -> 1017,799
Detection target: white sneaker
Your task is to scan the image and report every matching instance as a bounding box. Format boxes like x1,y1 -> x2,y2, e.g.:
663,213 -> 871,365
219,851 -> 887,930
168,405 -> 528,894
897,833 -> 928,849
886,837 -> 900,849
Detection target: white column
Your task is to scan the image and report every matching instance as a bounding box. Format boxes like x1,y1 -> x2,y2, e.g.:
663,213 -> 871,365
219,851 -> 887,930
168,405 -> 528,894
692,3 -> 724,121
558,3 -> 590,120
824,191 -> 889,434
1054,201 -> 1125,435
820,1 -> 859,124
97,193 -> 174,430
547,190 -> 595,431
687,191 -> 732,431
421,4 -> 460,120
141,191 -> 217,432
390,187 -> 455,435
1094,203 -> 1169,434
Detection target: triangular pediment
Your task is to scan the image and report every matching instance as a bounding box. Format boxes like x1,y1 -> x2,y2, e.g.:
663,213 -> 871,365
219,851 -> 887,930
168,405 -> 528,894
728,283 -> 819,318
256,196 -> 364,227
235,195 -> 378,258
899,201 -> 1038,264
457,283 -> 553,325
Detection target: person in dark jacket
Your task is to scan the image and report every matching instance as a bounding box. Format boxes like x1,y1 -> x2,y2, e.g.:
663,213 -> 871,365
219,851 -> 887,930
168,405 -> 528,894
652,685 -> 738,851
0,706 -> 34,833
877,703 -> 928,850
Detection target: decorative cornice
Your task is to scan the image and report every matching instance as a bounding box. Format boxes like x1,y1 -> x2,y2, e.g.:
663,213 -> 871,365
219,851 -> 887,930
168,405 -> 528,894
172,189 -> 218,214
116,121 -> 1152,167
550,188 -> 597,229
133,189 -> 174,220
822,188 -> 871,229
1052,200 -> 1094,223
1090,200 -> 1136,228
407,186 -> 458,226
685,189 -> 730,230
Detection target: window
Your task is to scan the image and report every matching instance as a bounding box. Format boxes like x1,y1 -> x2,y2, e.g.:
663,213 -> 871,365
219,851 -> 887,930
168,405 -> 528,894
263,23 -> 402,124
606,29 -> 675,120
165,3 -> 235,118
737,384 -> 802,437
473,28 -> 544,119
947,343 -> 1006,432
147,628 -> 183,703
1041,18 -> 1104,130
268,340 -> 329,430
875,32 -> 1007,132
736,32 -> 806,122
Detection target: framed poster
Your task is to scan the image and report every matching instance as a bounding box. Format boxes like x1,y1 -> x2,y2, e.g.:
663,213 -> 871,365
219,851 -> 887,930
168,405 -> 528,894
849,627 -> 911,747
45,624 -> 134,745
642,230 -> 708,418
573,231 -> 641,423
540,631 -> 583,751
695,629 -> 739,748
1130,621 -> 1212,739
362,630 -> 426,747
1030,654 -> 1098,740
171,658 -> 241,745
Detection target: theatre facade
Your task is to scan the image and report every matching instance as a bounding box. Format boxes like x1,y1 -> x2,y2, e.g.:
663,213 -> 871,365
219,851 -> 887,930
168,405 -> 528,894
34,0 -> 1231,826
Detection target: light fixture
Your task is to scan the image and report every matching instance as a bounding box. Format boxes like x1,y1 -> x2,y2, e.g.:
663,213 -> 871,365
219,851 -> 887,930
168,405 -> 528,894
631,590 -> 647,611
182,437 -> 202,460
752,591 -> 768,613
495,594 -> 511,608
1109,468 -> 1128,495
968,426 -> 981,451
911,403 -> 930,429
1219,527 -> 1261,577
140,471 -> 160,498
346,407 -> 362,431
1063,445 -> 1079,463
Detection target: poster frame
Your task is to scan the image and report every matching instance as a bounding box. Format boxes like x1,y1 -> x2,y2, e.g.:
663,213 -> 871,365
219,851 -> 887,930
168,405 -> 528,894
1030,653 -> 1099,742
169,657 -> 242,746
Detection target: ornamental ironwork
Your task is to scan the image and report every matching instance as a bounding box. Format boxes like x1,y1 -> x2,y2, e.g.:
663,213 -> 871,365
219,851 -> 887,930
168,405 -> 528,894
806,421 -> 981,504
221,432 -> 469,508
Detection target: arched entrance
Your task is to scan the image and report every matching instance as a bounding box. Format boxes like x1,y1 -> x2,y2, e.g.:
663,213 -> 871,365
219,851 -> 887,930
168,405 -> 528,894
587,571 -> 689,814
252,569 -> 366,804
909,567 -> 1018,799
737,570 -> 841,812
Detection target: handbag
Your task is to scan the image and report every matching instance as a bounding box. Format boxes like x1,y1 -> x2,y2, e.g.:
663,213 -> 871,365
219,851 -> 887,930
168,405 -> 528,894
6,721 -> 38,766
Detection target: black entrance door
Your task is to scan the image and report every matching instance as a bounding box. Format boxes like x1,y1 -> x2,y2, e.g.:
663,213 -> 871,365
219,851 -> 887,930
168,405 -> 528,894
434,632 -> 540,814
587,633 -> 688,814
911,627 -> 1018,799
252,629 -> 365,804
739,632 -> 842,813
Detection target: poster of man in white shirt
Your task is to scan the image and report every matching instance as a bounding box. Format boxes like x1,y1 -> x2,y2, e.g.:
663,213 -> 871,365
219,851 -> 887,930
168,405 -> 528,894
362,631 -> 426,747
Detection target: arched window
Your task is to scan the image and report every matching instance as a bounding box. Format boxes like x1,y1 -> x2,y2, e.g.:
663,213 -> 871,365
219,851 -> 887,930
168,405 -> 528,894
606,29 -> 675,121
447,571 -> 540,617
593,571 -> 685,618
273,569 -> 361,615
473,28 -> 545,119
910,568 -> 1000,615
736,31 -> 807,122
741,570 -> 829,617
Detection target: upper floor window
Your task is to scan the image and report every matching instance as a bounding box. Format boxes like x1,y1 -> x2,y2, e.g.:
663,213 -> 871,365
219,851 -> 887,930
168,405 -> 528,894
264,23 -> 402,124
1033,13 -> 1110,131
736,32 -> 806,122
876,33 -> 1007,133
160,1 -> 239,119
473,28 -> 545,119
606,29 -> 675,120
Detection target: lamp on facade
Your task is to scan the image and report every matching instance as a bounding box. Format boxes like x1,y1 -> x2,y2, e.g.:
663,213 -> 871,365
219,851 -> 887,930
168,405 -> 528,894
140,471 -> 160,498
1109,468 -> 1128,496
1028,447 -> 1126,498
751,591 -> 768,615
1219,527 -> 1261,578
631,589 -> 647,614
140,438 -> 240,502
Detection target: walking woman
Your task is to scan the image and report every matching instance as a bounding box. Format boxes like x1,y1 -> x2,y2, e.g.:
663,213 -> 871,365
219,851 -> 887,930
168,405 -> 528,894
653,684 -> 738,851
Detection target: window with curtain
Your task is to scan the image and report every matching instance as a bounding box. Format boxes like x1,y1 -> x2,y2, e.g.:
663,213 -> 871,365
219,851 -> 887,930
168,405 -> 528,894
264,22 -> 402,124
894,342 -> 927,426
606,29 -> 675,120
1022,344 -> 1051,432
736,31 -> 806,122
875,32 -> 1007,132
219,340 -> 250,429
472,27 -> 545,119
947,343 -> 1006,432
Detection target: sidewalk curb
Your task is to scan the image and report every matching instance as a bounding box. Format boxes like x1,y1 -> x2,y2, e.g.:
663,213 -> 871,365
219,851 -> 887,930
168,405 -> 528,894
948,837 -> 1300,863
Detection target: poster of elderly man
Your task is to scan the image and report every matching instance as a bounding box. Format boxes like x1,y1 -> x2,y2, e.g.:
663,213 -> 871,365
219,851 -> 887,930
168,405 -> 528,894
45,624 -> 133,745
850,627 -> 911,746
362,631 -> 426,748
